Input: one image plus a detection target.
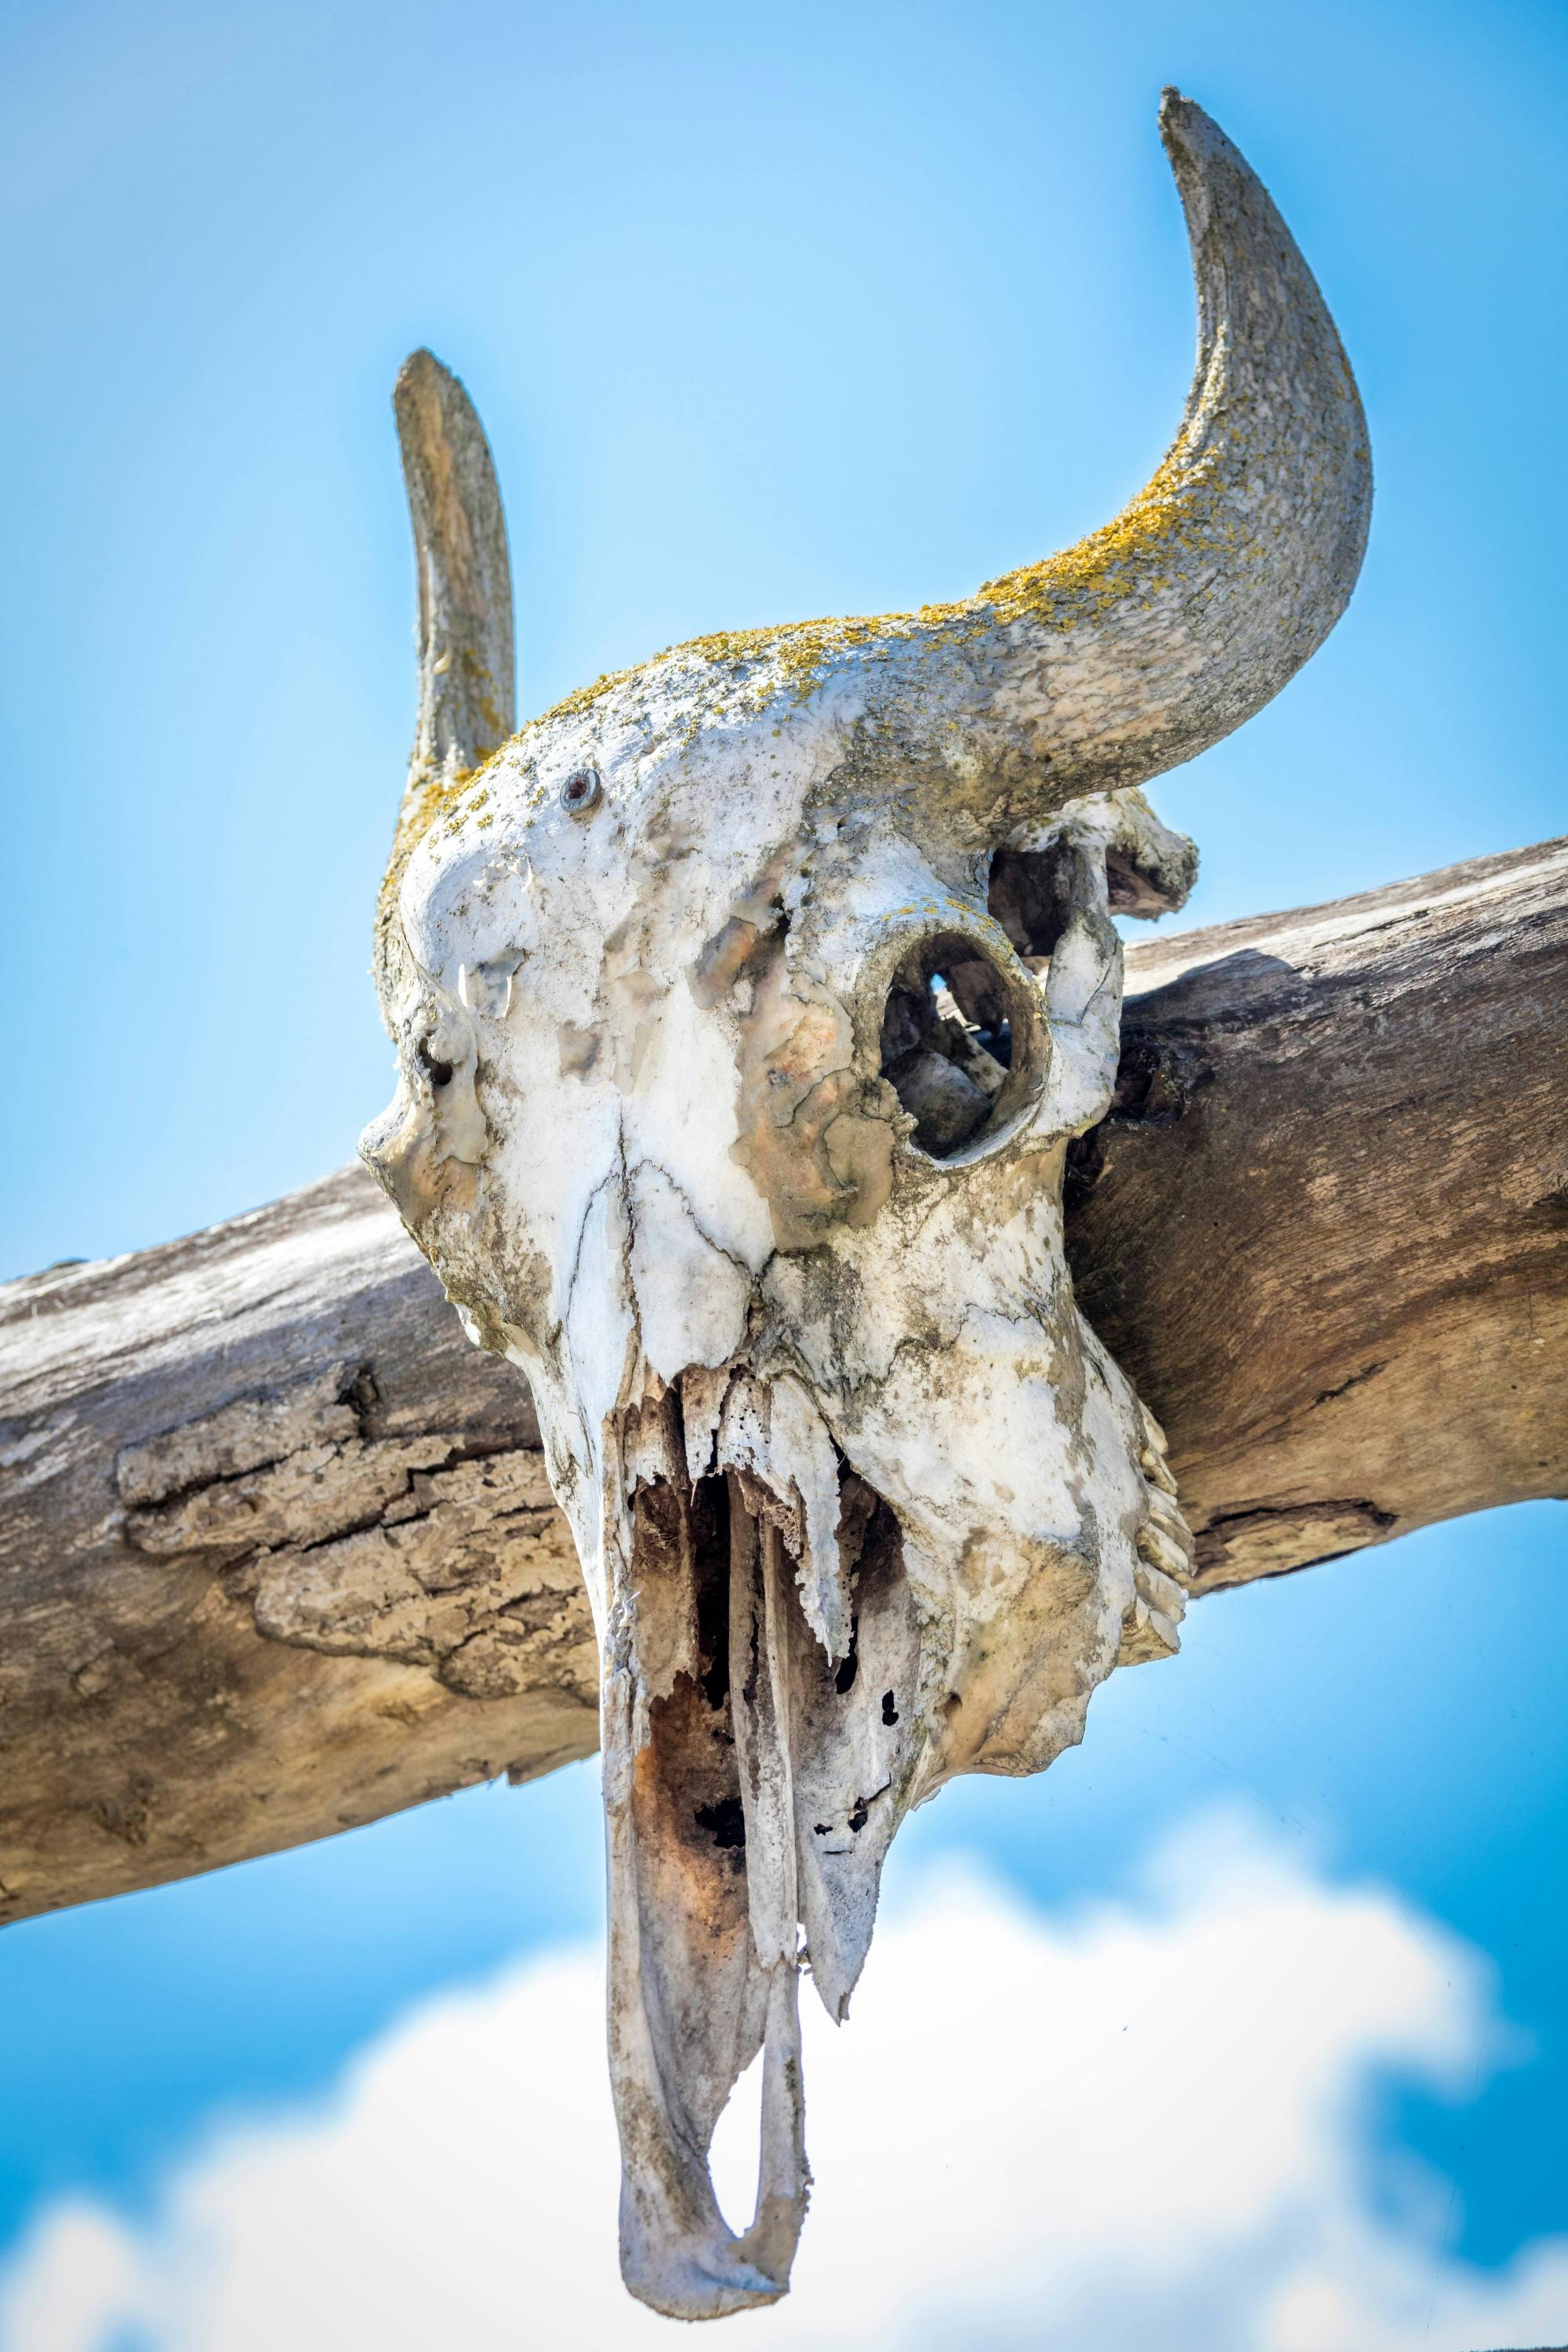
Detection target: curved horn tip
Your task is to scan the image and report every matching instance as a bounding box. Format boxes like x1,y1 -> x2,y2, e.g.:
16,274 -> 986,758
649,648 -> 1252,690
396,344 -> 442,384
1156,85 -> 1231,167
392,346 -> 464,425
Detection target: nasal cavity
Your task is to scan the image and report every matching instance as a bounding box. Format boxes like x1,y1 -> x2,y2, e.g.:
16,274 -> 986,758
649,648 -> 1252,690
879,932 -> 1012,1159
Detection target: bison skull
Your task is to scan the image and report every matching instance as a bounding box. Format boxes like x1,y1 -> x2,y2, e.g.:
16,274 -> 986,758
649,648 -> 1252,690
361,89 -> 1369,2322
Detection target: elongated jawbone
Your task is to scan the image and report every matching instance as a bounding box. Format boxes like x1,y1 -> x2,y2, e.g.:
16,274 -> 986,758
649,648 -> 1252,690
602,1364 -> 919,2318
597,1356 -> 1185,2318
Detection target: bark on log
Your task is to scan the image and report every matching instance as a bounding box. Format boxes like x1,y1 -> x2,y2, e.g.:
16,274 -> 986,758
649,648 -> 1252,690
2,837 -> 1563,1927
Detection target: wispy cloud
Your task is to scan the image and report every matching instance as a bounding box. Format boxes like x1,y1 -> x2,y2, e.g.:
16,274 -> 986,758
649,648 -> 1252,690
5,1810 -> 1564,2352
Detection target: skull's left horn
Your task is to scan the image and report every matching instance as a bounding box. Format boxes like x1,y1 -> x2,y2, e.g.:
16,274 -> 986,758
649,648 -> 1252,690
394,347 -> 514,782
859,90 -> 1371,804
376,350 -> 514,1004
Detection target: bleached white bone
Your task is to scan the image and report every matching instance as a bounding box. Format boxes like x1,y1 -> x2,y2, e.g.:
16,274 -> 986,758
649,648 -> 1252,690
361,89 -> 1370,2320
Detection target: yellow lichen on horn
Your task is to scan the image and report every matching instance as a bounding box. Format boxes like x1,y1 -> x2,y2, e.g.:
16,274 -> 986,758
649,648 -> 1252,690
488,90 -> 1369,825
376,99 -> 1368,879
953,83 -> 1371,794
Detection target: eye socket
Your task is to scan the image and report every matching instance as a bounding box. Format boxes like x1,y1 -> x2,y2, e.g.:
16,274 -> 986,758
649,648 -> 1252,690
879,931 -> 1022,1159
417,1043 -> 454,1089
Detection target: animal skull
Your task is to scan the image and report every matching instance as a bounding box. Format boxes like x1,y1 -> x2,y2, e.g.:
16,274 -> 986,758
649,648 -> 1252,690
361,90 -> 1369,2321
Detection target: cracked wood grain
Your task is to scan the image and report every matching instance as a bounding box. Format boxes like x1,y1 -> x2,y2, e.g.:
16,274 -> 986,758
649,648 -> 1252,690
2,835 -> 1563,1929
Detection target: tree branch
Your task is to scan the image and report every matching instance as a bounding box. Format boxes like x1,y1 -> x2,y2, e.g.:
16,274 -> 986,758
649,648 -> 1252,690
3,838 -> 1563,1926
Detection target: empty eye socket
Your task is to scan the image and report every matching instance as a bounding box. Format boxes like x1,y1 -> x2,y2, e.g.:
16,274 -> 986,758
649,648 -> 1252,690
416,1042 -> 454,1089
879,931 -> 1021,1160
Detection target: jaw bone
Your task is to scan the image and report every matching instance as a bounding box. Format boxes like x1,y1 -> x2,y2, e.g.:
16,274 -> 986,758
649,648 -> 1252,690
604,1370 -> 917,2318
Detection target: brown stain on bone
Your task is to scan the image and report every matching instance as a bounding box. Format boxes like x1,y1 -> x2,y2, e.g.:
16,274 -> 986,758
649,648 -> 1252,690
731,940 -> 896,1250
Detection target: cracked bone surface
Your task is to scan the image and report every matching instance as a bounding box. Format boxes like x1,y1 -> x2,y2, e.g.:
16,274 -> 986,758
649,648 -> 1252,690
360,91 -> 1370,2318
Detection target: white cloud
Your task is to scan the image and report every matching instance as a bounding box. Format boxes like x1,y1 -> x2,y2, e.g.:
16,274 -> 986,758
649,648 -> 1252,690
5,1811 -> 1565,2352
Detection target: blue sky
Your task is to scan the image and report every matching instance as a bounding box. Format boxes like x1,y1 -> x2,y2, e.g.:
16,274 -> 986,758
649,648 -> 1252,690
1,0 -> 1564,2343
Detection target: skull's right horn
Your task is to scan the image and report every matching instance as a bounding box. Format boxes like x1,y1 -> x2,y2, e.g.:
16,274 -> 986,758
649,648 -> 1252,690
852,89 -> 1371,810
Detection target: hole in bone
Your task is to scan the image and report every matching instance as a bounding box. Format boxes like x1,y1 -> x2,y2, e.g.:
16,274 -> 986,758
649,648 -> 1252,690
788,1479 -> 913,1885
691,1475 -> 731,1713
879,931 -> 1012,1158
834,1468 -> 880,1570
986,844 -> 1079,964
833,1620 -> 858,1695
708,2042 -> 767,2227
643,1664 -> 748,1892
416,1042 -> 454,1088
695,1795 -> 746,1849
632,1475 -> 746,1883
935,972 -> 1011,1072
989,835 -> 1179,950
1105,847 -> 1181,916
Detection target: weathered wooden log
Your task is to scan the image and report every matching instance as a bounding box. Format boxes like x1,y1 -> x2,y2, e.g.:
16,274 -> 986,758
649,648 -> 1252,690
2,836 -> 1563,1927
1069,836 -> 1567,1588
